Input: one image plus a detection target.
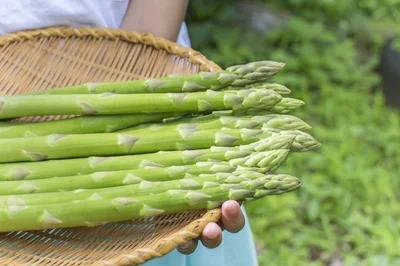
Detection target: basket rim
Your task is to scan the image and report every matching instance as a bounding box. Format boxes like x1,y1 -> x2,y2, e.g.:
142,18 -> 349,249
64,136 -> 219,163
0,26 -> 222,72
0,26 -> 223,266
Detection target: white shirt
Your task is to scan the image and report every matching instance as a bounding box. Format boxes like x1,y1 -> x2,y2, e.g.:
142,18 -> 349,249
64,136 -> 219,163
0,0 -> 191,47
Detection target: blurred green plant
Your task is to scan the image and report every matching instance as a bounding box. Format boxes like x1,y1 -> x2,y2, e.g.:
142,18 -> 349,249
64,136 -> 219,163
187,0 -> 400,265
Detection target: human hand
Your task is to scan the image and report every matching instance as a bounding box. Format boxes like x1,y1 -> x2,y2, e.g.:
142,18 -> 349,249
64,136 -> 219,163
176,200 -> 245,254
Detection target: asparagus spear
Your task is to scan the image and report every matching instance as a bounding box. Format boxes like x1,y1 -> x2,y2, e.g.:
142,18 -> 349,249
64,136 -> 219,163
0,111 -> 311,139
216,97 -> 305,117
118,113 -> 312,134
0,113 -> 179,138
0,149 -> 289,196
225,61 -> 286,86
0,163 -> 243,195
0,135 -> 295,181
24,61 -> 285,95
248,83 -> 292,95
0,125 -> 321,163
269,97 -> 305,114
0,149 -> 290,195
263,128 -> 322,151
0,125 -> 283,163
0,88 -> 282,119
225,83 -> 292,95
0,171 -> 270,206
0,174 -> 300,232
0,121 -> 29,127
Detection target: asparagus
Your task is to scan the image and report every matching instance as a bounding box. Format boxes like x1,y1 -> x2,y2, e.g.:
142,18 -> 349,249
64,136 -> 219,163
248,83 -> 292,95
0,113 -> 179,138
0,135 -> 295,181
0,149 -> 290,195
0,88 -> 282,119
0,163 -> 244,195
269,97 -> 305,114
225,83 -> 292,95
0,121 -> 29,127
257,115 -> 311,131
0,149 -> 289,195
263,128 -> 322,151
0,171 -> 271,206
216,97 -> 305,117
0,174 -> 300,232
0,102 -> 309,139
224,61 -> 286,86
0,125 -> 321,163
0,125 -> 296,163
118,112 -> 311,134
206,112 -> 311,131
24,61 -> 285,95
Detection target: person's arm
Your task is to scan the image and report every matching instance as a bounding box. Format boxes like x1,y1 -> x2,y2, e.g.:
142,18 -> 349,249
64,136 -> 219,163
120,0 -> 189,42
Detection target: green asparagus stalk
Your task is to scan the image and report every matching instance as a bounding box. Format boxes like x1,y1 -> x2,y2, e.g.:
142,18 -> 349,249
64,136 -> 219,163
207,112 -> 311,131
214,97 -> 305,117
0,113 -> 180,138
248,83 -> 291,95
224,61 -> 286,86
0,125 -> 320,163
0,174 -> 300,232
243,173 -> 303,202
24,61 -> 285,95
0,88 -> 282,119
0,135 -> 295,181
0,121 -> 29,127
0,106 -> 310,139
225,83 -> 292,95
0,163 -> 243,195
257,115 -> 311,131
269,97 -> 305,114
0,149 -> 289,195
0,125 -> 294,163
263,128 -> 322,151
0,171 -> 269,206
118,112 -> 311,134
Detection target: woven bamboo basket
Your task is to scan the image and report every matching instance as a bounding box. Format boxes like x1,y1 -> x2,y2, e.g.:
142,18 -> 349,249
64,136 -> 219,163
0,26 -> 223,266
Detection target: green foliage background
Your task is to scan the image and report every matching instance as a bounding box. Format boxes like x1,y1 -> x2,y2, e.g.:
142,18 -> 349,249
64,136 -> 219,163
187,1 -> 400,265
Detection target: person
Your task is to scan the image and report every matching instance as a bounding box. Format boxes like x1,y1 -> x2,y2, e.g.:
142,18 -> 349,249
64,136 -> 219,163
0,1 -> 258,265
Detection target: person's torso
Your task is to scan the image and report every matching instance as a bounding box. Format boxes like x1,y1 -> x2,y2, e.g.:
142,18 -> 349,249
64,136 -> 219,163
0,0 -> 129,35
0,0 -> 191,47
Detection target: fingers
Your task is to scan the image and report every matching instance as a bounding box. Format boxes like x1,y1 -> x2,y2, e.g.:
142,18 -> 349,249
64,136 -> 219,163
221,200 -> 245,233
177,239 -> 198,255
177,200 -> 245,254
200,222 -> 223,249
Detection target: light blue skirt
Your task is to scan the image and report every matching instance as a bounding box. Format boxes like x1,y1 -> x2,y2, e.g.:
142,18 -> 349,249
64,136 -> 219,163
142,207 -> 258,266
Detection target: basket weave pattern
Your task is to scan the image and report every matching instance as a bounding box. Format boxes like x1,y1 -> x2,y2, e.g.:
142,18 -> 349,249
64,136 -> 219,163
0,27 -> 222,266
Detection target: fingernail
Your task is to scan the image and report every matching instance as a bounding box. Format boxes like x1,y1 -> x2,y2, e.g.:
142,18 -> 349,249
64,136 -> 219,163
228,204 -> 239,218
203,228 -> 212,240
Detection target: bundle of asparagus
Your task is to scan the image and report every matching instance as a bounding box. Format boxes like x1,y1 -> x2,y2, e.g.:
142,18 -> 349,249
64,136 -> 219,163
0,60 -> 320,232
